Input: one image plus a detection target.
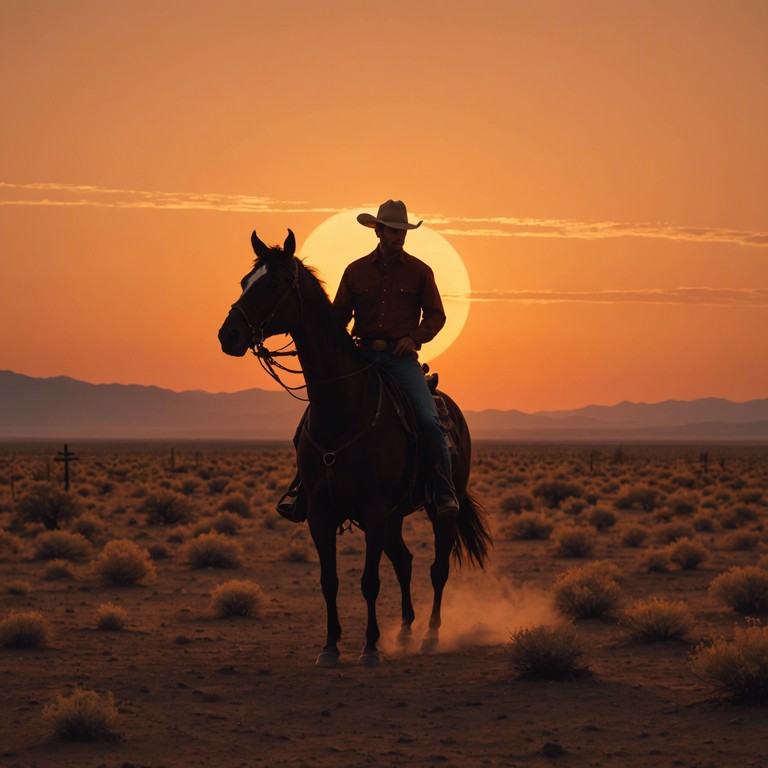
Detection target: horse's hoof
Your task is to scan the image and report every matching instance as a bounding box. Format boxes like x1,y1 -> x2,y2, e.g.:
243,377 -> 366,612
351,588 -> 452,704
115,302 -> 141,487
420,631 -> 439,653
316,650 -> 340,668
358,648 -> 381,666
397,626 -> 413,648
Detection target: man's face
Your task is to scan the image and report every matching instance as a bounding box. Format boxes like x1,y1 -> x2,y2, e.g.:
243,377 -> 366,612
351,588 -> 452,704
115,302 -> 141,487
376,224 -> 406,257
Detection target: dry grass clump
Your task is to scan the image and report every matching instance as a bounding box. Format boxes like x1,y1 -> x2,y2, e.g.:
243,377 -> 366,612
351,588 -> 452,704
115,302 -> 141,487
642,549 -> 671,573
6,579 -> 31,595
0,529 -> 22,559
553,525 -> 596,558
532,479 -> 585,509
93,539 -> 156,585
499,493 -> 535,514
720,505 -> 758,530
710,566 -> 768,614
281,534 -> 312,563
621,597 -> 694,641
620,524 -> 649,548
69,512 -> 104,542
34,530 -> 92,561
44,559 -> 75,580
211,579 -> 265,618
15,484 -> 81,530
139,491 -> 192,525
667,538 -> 709,570
95,604 -> 129,631
507,513 -> 554,541
654,522 -> 696,545
507,623 -> 588,680
553,561 -> 623,619
186,532 -> 241,568
43,688 -> 119,740
615,486 -> 664,512
691,620 -> 768,703
218,493 -> 251,517
193,511 -> 242,537
588,507 -> 617,531
722,531 -> 760,552
0,610 -> 51,648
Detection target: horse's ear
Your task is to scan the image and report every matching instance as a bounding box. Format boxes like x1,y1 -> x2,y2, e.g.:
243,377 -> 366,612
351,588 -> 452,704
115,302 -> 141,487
284,229 -> 296,258
251,230 -> 270,260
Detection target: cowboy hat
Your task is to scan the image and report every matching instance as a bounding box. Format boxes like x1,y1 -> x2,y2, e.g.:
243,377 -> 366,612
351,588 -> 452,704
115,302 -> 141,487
357,199 -> 423,230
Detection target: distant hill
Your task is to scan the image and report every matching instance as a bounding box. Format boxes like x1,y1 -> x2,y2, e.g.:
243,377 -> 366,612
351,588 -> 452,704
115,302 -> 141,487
1,370 -> 766,441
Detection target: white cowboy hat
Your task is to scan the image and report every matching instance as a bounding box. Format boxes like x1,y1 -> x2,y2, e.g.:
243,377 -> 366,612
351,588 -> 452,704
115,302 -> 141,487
357,199 -> 423,230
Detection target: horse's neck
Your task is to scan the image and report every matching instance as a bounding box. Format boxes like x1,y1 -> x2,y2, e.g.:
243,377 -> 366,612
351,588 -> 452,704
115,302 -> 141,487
291,322 -> 366,428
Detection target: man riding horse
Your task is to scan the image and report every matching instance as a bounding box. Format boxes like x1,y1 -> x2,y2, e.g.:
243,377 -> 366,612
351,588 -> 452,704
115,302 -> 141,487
277,199 -> 460,523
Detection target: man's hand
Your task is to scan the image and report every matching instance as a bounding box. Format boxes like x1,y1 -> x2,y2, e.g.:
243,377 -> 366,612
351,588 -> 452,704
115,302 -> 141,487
393,336 -> 417,357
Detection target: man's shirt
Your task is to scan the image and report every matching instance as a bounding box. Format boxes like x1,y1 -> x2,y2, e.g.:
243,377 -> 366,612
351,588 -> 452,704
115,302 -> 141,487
333,248 -> 446,346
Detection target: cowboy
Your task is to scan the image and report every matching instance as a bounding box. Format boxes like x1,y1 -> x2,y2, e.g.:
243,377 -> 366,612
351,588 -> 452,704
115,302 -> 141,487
277,199 -> 460,522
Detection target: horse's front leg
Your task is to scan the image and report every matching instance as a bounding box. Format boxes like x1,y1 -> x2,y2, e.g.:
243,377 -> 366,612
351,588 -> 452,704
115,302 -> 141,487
308,516 -> 341,667
383,519 -> 415,649
359,523 -> 384,665
422,514 -> 457,652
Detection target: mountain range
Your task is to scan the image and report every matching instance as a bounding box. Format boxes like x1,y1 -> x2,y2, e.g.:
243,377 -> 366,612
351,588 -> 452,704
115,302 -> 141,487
1,370 -> 766,441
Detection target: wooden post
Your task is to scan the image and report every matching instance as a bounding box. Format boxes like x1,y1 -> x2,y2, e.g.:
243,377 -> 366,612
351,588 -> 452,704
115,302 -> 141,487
54,444 -> 79,492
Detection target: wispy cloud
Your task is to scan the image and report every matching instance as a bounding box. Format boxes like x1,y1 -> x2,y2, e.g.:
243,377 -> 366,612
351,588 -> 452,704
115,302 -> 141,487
2,182 -> 766,248
430,216 -> 768,248
444,287 -> 768,307
0,182 -> 340,214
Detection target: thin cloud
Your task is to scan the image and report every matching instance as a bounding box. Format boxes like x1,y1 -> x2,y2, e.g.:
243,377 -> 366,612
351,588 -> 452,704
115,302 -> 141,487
2,182 -> 766,248
443,287 -> 768,307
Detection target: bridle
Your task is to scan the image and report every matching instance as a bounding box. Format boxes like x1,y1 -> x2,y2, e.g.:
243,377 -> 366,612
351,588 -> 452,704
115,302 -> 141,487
229,257 -> 308,399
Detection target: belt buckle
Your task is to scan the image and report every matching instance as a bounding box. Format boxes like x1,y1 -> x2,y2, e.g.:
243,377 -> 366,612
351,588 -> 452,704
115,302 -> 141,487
371,339 -> 388,352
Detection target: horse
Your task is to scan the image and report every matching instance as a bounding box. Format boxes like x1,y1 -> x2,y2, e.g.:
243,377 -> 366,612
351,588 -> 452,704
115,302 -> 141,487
218,229 -> 492,666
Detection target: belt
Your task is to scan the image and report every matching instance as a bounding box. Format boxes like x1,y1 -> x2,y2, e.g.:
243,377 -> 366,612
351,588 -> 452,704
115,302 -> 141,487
357,338 -> 398,352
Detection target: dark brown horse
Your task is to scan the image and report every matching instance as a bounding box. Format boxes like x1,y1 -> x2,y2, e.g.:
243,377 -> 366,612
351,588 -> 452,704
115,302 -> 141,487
218,230 -> 491,666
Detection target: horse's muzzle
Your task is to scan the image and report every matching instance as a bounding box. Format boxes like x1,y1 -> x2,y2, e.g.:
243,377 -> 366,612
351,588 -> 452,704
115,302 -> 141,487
218,311 -> 250,357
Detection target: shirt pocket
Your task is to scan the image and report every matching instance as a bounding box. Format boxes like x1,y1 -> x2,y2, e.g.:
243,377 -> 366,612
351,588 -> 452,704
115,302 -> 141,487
396,283 -> 419,313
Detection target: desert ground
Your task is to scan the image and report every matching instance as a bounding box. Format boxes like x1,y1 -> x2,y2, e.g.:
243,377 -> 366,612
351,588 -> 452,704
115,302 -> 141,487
1,440 -> 767,768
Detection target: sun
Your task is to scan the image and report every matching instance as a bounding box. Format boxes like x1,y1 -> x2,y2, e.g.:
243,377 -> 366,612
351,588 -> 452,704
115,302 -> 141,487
298,209 -> 470,362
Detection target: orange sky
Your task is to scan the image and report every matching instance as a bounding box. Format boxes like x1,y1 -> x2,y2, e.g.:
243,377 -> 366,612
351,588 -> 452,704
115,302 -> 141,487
1,0 -> 766,412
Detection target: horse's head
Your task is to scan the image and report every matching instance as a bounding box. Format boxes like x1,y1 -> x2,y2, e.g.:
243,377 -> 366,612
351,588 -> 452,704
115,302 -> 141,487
218,229 -> 299,356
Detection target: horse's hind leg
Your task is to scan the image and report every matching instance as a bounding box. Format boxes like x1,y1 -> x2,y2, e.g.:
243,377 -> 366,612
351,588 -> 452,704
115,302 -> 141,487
309,518 -> 341,667
422,514 -> 456,652
383,520 -> 415,648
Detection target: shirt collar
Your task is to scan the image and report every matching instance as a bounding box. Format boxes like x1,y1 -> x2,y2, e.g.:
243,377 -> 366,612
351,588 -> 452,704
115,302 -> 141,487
370,246 -> 406,265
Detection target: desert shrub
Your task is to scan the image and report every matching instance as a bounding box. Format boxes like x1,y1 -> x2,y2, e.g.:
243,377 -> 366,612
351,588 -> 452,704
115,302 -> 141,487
532,479 -> 584,509
710,566 -> 768,614
691,620 -> 768,703
720,505 -> 758,530
552,525 -> 596,558
620,524 -> 648,548
553,561 -> 622,619
0,529 -> 22,558
43,688 -> 119,740
642,549 -> 671,573
499,493 -> 535,515
219,493 -> 251,517
508,513 -> 554,541
615,486 -> 664,512
507,623 -> 588,679
6,579 -> 31,595
692,513 -> 716,533
15,485 -> 81,530
261,513 -> 279,530
0,610 -> 51,648
70,513 -> 104,542
179,478 -> 200,495
148,543 -> 170,560
722,531 -> 760,552
95,604 -> 128,631
666,494 -> 698,517
34,530 -> 92,561
207,477 -> 229,495
621,597 -> 694,641
281,534 -> 311,563
44,559 -> 75,580
139,492 -> 192,525
211,579 -> 265,618
655,522 -> 695,545
186,532 -> 241,568
667,538 -> 709,570
93,539 -> 156,586
588,507 -> 617,531
193,511 -> 241,537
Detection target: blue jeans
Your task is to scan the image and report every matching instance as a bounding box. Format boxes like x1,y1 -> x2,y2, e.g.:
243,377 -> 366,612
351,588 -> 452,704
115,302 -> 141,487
361,348 -> 453,480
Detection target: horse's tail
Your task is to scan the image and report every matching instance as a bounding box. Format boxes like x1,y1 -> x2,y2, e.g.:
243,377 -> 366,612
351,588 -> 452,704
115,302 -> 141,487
453,489 -> 493,569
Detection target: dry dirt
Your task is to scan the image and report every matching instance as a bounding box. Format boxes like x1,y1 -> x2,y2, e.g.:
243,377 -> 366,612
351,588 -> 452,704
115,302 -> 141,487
1,441 -> 767,768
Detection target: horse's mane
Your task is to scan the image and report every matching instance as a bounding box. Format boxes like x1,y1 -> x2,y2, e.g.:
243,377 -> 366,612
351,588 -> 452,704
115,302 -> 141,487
253,249 -> 359,358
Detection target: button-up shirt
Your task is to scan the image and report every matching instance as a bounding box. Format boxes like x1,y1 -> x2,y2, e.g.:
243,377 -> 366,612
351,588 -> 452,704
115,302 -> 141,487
333,248 -> 446,346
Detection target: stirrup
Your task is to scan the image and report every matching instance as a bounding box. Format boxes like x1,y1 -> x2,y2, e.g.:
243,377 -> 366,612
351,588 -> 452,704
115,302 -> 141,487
276,487 -> 306,523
